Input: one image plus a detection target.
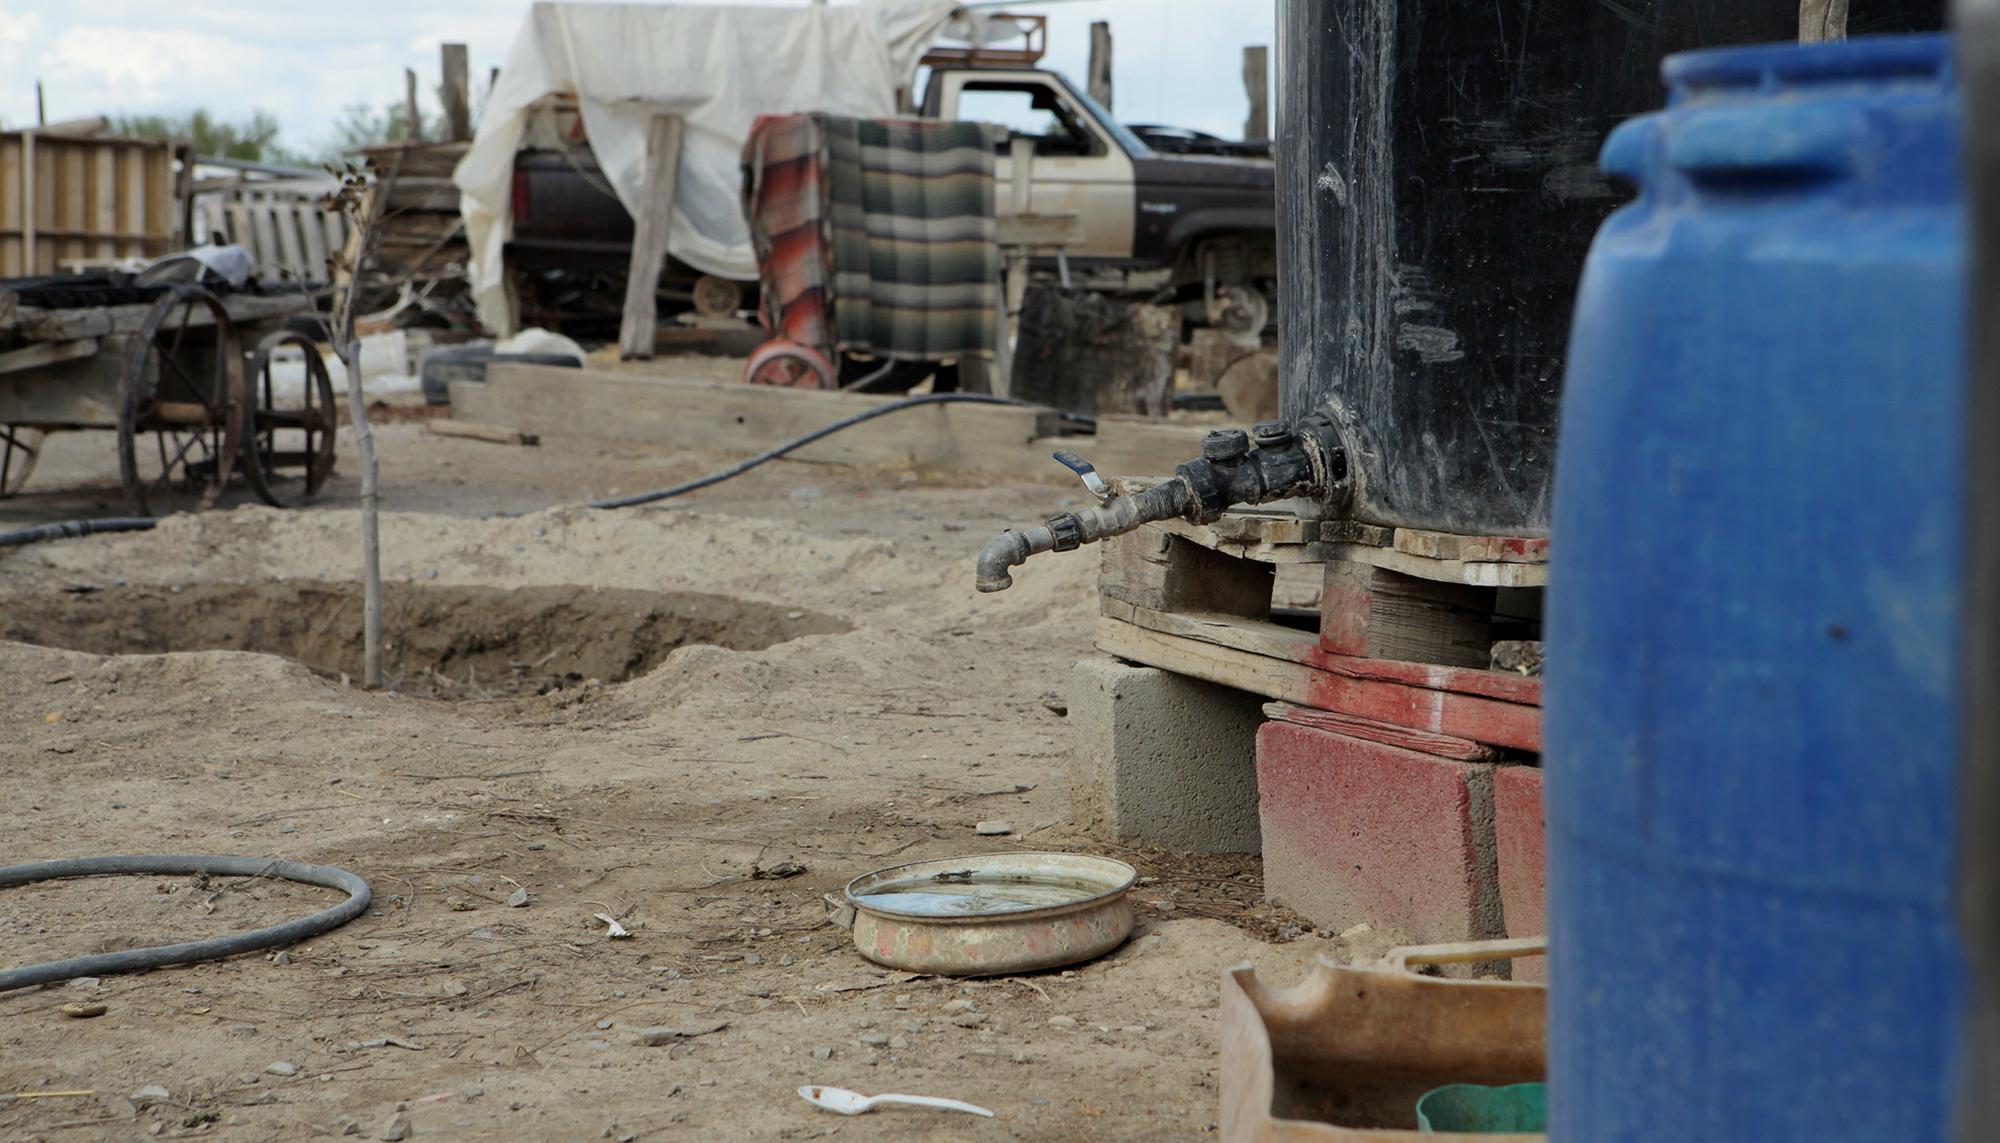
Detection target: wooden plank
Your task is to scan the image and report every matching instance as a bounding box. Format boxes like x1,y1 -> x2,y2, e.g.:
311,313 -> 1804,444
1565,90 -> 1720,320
273,200 -> 308,281
0,337 -> 98,376
1328,541 -> 1548,589
21,130 -> 36,274
1087,21 -> 1113,110
15,292 -> 308,342
1393,528 -> 1550,564
425,418 -> 538,446
225,200 -> 253,251
1107,588 -> 1542,707
462,363 -> 1056,475
1321,563 -> 1495,669
619,116 -> 683,360
0,136 -> 21,277
1097,529 -> 1274,616
0,334 -> 131,426
1263,701 -> 1497,763
91,147 -> 117,263
300,204 -> 331,279
405,68 -> 422,141
1097,608 -> 1541,751
1242,45 -> 1270,143
1138,599 -> 1541,706
250,200 -> 283,279
441,44 -> 472,142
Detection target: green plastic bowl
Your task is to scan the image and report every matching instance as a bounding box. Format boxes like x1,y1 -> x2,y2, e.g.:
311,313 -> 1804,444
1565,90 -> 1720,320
1415,1082 -> 1547,1133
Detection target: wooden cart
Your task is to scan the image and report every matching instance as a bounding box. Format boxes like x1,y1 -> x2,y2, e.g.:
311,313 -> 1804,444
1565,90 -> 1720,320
0,283 -> 338,515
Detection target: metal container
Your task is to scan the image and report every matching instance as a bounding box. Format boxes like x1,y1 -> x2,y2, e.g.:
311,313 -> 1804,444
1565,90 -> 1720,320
840,853 -> 1137,976
1549,35 -> 1964,1140
1275,0 -> 1942,537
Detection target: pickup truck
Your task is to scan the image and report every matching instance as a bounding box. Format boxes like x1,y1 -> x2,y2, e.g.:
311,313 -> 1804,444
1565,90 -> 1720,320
506,62 -> 1276,336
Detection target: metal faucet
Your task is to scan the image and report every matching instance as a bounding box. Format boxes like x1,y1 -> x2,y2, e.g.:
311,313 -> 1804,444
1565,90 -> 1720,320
974,415 -> 1348,593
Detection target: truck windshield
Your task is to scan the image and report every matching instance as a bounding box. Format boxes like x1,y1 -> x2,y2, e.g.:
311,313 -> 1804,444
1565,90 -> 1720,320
1064,83 -> 1156,159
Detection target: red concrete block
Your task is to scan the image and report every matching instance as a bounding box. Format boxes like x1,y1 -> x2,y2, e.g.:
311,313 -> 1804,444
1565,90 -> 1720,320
1256,720 -> 1500,945
1493,763 -> 1548,982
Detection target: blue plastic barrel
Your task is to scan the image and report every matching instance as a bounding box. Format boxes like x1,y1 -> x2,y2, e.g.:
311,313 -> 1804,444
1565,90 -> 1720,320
1547,34 -> 1966,1141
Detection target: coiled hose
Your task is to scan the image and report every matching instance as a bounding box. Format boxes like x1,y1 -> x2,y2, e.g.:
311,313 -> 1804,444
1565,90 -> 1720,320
0,856 -> 372,992
0,394 -> 1090,543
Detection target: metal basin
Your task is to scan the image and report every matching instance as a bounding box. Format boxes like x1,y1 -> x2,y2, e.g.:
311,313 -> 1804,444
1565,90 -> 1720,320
842,852 -> 1138,976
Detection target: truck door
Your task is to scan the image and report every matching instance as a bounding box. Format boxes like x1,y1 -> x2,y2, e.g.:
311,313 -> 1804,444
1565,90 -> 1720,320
935,71 -> 1135,262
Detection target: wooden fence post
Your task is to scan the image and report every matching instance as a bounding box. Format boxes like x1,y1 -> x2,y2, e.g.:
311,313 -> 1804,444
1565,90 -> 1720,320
1088,22 -> 1114,110
1244,46 -> 1270,142
441,44 -> 471,142
619,116 -> 685,361
1799,0 -> 1848,41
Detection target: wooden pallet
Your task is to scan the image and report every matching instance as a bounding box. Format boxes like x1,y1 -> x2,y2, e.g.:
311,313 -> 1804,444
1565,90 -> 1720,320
1096,511 -> 1543,752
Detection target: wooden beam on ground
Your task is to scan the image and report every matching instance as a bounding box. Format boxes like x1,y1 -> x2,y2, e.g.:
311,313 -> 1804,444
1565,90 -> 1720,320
456,362 -> 1062,476
1243,46 -> 1270,143
0,337 -> 98,376
441,44 -> 472,143
619,116 -> 684,361
425,418 -> 538,446
1088,22 -> 1114,111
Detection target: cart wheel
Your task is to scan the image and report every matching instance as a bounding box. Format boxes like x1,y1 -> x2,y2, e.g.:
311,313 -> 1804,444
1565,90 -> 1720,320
742,340 -> 836,389
117,285 -> 244,517
241,331 -> 339,508
0,426 -> 44,498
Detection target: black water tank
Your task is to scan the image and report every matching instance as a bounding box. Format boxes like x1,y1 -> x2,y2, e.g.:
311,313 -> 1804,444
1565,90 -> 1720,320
1276,0 -> 1943,537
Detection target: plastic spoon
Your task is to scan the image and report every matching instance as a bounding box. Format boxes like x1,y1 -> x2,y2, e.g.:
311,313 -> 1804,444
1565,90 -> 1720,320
798,1085 -> 995,1118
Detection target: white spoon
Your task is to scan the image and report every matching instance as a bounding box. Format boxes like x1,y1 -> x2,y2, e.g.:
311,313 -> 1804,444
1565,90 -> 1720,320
798,1084 -> 995,1118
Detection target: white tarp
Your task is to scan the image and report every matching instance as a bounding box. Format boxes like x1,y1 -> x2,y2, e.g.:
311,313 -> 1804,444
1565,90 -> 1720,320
454,0 -> 965,336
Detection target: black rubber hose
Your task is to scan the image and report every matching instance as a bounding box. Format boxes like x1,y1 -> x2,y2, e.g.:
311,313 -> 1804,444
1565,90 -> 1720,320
0,394 -> 1091,544
0,855 -> 371,992
0,517 -> 157,549
585,392 -> 1091,510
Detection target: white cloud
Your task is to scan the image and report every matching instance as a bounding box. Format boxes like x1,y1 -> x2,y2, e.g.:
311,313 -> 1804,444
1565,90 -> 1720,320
2,0 -> 1275,149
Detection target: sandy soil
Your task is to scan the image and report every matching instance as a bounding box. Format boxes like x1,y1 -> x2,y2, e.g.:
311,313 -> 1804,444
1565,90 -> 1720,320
0,423 -> 1375,1141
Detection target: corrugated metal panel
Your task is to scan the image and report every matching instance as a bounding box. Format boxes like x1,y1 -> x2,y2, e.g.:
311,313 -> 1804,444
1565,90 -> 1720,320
0,131 -> 176,277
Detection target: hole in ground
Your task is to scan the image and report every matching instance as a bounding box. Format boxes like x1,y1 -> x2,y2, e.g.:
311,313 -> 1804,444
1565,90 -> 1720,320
0,581 -> 849,699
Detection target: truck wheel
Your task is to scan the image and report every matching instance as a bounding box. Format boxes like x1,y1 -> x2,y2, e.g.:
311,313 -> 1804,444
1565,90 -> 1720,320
1211,285 -> 1270,340
692,275 -> 745,319
743,340 -> 836,389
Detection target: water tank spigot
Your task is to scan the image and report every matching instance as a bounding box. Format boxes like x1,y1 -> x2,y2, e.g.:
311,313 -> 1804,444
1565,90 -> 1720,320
972,423 -> 1348,592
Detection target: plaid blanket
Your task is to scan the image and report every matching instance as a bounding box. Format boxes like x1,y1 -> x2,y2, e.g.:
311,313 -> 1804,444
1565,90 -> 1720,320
743,114 -> 999,366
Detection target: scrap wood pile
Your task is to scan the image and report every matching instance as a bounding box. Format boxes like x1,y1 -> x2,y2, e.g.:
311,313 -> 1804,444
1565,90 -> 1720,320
357,141 -> 474,329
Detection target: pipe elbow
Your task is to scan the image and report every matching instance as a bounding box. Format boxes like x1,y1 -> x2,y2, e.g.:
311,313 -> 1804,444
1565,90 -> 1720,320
975,529 -> 1039,593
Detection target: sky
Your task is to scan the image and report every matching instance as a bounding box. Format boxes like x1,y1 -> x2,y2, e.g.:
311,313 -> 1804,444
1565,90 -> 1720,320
0,0 -> 1277,155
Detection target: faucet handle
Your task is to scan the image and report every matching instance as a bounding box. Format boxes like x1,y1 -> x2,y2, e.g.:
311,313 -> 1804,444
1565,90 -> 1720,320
1052,450 -> 1112,504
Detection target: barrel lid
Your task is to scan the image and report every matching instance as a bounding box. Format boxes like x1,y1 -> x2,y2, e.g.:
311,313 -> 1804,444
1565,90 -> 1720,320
1664,32 -> 1953,97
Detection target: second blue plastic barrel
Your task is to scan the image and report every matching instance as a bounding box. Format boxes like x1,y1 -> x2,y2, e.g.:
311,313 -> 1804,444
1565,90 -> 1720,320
1547,35 -> 1965,1140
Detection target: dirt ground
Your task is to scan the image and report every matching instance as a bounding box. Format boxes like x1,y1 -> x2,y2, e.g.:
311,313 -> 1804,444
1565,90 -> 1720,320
0,421 -> 1381,1141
